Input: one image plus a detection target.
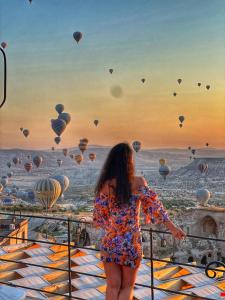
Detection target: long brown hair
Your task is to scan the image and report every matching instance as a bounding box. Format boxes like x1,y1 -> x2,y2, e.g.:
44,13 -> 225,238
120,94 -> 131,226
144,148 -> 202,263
95,143 -> 135,206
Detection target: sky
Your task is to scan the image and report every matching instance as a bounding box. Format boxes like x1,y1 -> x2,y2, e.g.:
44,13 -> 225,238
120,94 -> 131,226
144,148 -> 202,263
0,0 -> 225,149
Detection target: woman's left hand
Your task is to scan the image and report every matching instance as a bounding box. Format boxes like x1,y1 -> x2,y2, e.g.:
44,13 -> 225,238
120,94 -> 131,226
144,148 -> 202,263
170,226 -> 186,240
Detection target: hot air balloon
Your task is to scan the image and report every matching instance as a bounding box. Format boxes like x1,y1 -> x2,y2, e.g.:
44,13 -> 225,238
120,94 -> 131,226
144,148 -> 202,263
57,159 -> 62,167
33,155 -> 43,168
51,119 -> 67,136
159,165 -> 171,180
55,136 -> 61,144
196,188 -> 210,206
75,154 -> 83,165
173,92 -> 177,97
198,163 -> 208,174
141,78 -> 146,83
191,149 -> 196,155
0,184 -> 3,193
81,138 -> 89,144
23,129 -> 29,138
20,127 -> 23,132
94,120 -> 99,127
159,159 -> 166,166
179,116 -> 185,123
177,79 -> 182,84
109,69 -> 113,74
89,153 -> 96,162
73,31 -> 82,43
132,141 -> 141,153
197,82 -> 201,87
13,157 -> 19,165
206,85 -> 210,90
24,162 -> 32,172
1,178 -> 8,187
7,162 -> 11,168
70,154 -> 74,159
1,42 -> 7,49
50,175 -> 69,197
206,143 -> 209,147
63,148 -> 68,156
34,178 -> 61,209
79,142 -> 87,153
55,104 -> 64,114
58,112 -> 71,125
7,172 -> 13,178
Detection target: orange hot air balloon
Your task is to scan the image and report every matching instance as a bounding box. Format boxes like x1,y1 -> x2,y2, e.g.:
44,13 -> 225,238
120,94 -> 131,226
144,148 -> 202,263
75,154 -> 83,165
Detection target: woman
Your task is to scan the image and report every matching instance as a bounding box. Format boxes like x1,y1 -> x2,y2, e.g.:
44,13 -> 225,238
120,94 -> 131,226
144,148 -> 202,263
93,143 -> 185,300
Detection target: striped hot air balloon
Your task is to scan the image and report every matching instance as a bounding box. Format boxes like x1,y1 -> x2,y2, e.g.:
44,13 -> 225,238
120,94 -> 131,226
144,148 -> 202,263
34,178 -> 61,209
24,162 -> 33,172
198,163 -> 208,174
51,119 -> 67,136
50,175 -> 69,197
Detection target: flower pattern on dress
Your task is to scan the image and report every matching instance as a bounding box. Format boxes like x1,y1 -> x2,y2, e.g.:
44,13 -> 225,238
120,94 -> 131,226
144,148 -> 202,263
93,185 -> 169,268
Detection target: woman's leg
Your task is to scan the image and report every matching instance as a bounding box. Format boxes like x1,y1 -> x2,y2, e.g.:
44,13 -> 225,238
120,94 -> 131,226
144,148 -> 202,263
118,264 -> 140,300
103,261 -> 122,300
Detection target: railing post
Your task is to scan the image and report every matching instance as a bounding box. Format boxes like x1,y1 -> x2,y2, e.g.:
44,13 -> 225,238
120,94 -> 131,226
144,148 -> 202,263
67,218 -> 72,299
149,228 -> 154,300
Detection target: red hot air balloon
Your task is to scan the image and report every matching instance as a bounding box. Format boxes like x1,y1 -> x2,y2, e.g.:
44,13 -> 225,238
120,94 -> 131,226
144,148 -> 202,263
24,162 -> 32,172
89,153 -> 96,161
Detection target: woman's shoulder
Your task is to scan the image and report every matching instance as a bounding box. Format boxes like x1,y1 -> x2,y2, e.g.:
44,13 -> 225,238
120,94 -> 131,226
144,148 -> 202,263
132,176 -> 148,194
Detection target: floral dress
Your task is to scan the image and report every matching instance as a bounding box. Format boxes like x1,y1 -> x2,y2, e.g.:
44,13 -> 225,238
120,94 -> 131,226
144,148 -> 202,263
93,184 -> 170,268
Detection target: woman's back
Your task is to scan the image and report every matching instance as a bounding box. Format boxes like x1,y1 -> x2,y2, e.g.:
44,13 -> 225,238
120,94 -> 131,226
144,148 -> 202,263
93,175 -> 170,268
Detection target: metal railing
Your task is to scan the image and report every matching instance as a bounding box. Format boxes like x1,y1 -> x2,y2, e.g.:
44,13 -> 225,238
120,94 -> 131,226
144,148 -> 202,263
0,211 -> 224,299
